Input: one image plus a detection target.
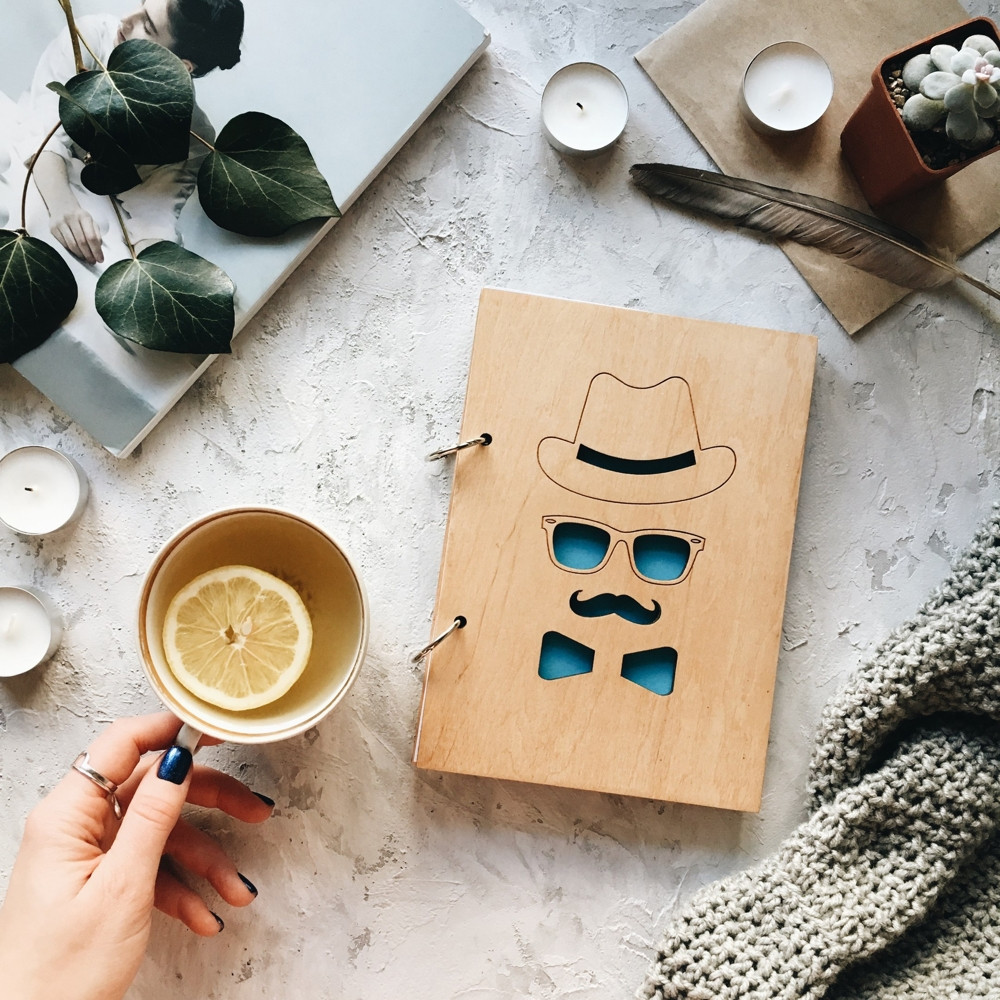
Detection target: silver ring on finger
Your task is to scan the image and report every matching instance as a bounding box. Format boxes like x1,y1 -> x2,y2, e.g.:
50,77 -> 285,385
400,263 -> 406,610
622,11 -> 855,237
71,751 -> 123,820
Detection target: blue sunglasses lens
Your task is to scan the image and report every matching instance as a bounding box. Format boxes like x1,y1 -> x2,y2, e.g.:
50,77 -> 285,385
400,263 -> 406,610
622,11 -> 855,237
552,521 -> 611,570
633,534 -> 691,582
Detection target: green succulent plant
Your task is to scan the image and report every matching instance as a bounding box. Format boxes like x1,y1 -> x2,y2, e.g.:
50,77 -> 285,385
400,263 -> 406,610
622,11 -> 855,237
901,33 -> 1000,150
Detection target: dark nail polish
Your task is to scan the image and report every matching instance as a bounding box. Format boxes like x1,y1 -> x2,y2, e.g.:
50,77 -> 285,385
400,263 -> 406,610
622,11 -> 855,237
212,912 -> 225,932
157,746 -> 192,784
238,873 -> 258,896
253,791 -> 275,807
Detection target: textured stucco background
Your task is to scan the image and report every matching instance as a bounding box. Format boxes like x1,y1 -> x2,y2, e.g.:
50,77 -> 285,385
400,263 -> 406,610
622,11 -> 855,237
3,0 -> 1000,997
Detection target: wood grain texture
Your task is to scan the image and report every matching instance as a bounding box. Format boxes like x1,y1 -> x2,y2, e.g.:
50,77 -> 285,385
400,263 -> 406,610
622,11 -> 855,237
414,289 -> 817,810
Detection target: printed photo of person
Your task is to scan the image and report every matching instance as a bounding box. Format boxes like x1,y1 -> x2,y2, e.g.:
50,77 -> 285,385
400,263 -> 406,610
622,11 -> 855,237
0,0 -> 488,455
0,0 -> 246,448
28,0 -> 244,266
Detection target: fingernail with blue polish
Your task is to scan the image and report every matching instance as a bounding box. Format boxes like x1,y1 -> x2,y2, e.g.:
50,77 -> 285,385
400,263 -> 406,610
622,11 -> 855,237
157,746 -> 192,784
238,873 -> 258,896
253,791 -> 275,808
212,912 -> 225,932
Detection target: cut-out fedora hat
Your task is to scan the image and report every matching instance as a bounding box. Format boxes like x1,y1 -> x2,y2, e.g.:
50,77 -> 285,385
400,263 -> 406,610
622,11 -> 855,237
537,374 -> 736,504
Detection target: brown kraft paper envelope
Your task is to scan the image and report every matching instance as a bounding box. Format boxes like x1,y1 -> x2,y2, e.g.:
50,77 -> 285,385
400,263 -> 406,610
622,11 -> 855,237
635,0 -> 1000,334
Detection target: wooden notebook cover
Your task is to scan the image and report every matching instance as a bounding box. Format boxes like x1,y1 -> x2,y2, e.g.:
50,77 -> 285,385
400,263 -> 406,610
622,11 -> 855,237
413,290 -> 817,811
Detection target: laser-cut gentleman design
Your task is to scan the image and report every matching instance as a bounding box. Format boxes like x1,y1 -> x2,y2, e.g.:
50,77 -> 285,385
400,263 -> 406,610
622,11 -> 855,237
537,373 -> 735,504
535,374 -> 735,694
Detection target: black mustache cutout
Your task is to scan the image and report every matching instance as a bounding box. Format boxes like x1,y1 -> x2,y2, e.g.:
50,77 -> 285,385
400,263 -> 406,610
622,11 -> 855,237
569,590 -> 662,625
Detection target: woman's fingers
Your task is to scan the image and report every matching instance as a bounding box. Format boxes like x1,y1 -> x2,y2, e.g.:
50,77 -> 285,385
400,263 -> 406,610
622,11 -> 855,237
101,744 -> 193,889
154,816 -> 261,937
154,861 -> 225,937
42,713 -> 270,907
115,761 -> 275,825
72,213 -> 103,263
51,220 -> 87,262
164,817 -> 259,908
185,767 -> 275,824
51,210 -> 103,264
51,714 -> 184,824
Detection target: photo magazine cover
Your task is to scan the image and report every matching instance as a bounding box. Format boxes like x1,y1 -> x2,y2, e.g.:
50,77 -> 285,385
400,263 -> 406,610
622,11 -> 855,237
1,0 -> 488,456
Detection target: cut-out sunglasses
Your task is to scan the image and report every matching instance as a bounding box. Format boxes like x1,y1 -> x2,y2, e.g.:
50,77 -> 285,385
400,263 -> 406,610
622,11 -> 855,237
541,516 -> 704,585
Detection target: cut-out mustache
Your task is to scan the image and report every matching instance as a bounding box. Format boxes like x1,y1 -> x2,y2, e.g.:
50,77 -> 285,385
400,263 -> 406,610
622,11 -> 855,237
569,590 -> 662,625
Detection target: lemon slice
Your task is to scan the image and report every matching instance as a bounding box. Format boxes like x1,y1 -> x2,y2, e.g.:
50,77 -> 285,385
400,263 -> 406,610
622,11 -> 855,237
163,565 -> 312,711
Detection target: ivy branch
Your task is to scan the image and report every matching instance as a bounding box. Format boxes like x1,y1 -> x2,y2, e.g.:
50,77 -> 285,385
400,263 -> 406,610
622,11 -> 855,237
55,0 -> 88,74
55,0 -> 113,74
110,196 -> 137,257
21,1 -> 122,243
21,0 -> 181,256
19,122 -> 142,254
29,0 -> 216,252
20,123 -> 62,231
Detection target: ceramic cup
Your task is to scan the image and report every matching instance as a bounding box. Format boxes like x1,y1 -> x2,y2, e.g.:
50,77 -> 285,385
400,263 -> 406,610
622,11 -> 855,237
138,507 -> 368,747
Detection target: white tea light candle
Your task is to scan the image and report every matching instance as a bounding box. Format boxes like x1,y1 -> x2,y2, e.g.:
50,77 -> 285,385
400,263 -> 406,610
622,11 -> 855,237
0,586 -> 62,677
0,446 -> 88,535
739,41 -> 833,134
541,62 -> 628,156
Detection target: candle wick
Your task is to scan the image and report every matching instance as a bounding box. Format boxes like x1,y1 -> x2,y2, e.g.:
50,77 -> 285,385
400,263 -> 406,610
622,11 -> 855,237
24,486 -> 34,492
2,614 -> 15,638
576,102 -> 584,110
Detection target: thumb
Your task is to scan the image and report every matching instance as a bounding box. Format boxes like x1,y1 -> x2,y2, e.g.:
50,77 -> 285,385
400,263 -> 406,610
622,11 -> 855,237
103,746 -> 193,887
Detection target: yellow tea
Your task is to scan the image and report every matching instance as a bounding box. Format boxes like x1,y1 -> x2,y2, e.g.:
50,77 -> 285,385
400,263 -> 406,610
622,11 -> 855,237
138,508 -> 367,743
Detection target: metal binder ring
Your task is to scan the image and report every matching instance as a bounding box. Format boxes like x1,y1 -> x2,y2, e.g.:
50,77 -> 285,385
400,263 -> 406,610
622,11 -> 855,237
427,434 -> 491,461
412,616 -> 466,662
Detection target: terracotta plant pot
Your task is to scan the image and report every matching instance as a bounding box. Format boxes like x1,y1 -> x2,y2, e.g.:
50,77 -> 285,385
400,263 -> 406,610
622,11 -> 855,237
841,16 -> 1000,209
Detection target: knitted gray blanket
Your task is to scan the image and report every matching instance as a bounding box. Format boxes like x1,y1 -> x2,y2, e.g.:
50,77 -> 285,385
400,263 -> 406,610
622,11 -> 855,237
640,509 -> 1000,1000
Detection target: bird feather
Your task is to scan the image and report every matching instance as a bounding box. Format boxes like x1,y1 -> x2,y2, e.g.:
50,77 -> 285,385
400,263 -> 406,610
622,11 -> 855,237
629,162 -> 1000,302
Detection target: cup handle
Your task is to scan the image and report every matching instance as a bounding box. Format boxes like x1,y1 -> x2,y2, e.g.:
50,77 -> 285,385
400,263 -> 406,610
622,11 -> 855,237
174,722 -> 204,755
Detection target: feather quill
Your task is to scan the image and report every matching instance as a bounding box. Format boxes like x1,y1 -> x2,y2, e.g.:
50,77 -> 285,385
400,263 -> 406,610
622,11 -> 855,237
629,162 -> 1000,302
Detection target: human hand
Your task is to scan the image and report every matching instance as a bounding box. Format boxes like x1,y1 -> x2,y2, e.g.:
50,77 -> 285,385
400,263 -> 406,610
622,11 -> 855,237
48,200 -> 104,264
0,713 -> 274,1000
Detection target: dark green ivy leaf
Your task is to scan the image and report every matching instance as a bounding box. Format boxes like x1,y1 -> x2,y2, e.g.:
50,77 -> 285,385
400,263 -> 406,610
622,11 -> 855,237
52,39 -> 193,167
0,230 -> 78,364
95,241 -> 235,354
198,111 -> 340,237
81,157 -> 144,196
48,81 -> 144,194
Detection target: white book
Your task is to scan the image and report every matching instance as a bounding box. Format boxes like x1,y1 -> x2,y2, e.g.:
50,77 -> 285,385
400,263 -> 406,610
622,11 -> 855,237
2,0 -> 489,456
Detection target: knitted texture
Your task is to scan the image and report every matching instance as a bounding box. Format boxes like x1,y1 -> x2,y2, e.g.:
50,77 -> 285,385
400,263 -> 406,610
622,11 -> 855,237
640,507 -> 1000,1000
